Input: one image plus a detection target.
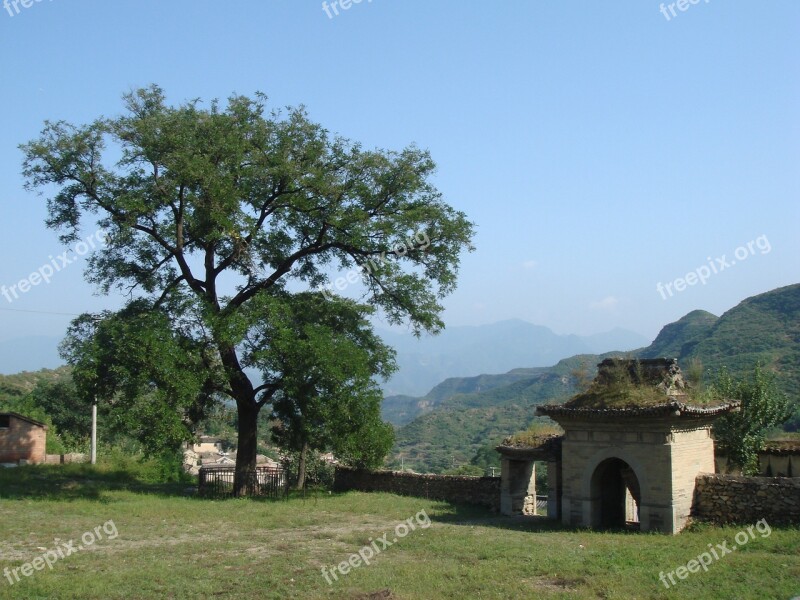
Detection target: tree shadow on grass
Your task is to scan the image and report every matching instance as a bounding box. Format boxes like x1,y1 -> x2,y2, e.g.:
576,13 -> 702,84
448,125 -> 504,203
425,501 -> 650,536
427,503 -> 565,533
0,464 -> 195,501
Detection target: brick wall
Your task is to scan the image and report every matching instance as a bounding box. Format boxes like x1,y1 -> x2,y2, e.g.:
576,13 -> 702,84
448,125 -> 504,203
693,474 -> 800,525
0,415 -> 47,464
334,467 -> 500,511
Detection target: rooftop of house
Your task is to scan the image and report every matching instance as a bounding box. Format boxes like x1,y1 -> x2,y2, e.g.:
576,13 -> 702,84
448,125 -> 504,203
496,435 -> 563,460
495,424 -> 564,458
0,412 -> 48,429
542,358 -> 733,415
537,358 -> 738,419
197,436 -> 222,444
762,438 -> 800,455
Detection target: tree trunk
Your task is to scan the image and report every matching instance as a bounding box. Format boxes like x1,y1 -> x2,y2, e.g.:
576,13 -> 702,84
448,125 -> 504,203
295,441 -> 309,490
218,343 -> 261,497
233,399 -> 260,496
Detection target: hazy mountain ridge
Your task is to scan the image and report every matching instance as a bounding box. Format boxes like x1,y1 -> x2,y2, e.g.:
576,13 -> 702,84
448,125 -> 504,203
380,319 -> 648,398
383,368 -> 547,426
2,321 -> 647,391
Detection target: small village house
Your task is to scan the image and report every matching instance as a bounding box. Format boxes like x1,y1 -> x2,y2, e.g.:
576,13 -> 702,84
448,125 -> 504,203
193,435 -> 224,455
0,412 -> 48,465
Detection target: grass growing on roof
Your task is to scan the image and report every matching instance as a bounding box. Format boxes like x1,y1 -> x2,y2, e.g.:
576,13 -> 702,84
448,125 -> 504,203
564,358 -> 711,410
502,422 -> 564,448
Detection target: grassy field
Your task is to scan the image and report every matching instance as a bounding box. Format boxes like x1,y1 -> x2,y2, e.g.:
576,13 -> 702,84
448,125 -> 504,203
0,465 -> 798,599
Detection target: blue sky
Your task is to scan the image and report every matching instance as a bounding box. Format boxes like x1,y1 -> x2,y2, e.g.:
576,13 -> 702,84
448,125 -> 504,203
0,0 -> 798,346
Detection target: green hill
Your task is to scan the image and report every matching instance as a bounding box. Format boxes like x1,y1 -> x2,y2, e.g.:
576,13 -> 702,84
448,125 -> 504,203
382,368 -> 547,426
639,309 -> 718,359
685,283 -> 800,399
388,355 -> 615,472
0,367 -> 72,400
388,284 -> 800,473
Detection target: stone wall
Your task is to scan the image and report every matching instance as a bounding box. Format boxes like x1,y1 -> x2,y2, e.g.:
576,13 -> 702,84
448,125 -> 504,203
44,453 -> 88,465
694,474 -> 800,525
334,467 -> 500,510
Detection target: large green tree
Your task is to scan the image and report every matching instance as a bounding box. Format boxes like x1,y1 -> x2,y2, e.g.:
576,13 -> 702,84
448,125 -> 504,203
22,86 -> 474,494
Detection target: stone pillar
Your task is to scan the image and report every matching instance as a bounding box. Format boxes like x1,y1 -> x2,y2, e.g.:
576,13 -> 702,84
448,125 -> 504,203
500,457 -> 513,515
546,460 -> 560,520
500,458 -> 536,516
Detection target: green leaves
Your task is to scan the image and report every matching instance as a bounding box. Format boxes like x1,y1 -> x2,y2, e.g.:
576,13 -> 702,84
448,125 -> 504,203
710,364 -> 792,474
60,302 -> 223,453
21,85 -> 474,333
265,293 -> 396,469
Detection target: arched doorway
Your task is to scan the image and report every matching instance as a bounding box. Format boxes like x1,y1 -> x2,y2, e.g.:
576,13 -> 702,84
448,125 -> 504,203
590,458 -> 641,529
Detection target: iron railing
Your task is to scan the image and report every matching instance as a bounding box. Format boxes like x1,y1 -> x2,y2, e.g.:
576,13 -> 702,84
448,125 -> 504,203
198,465 -> 288,498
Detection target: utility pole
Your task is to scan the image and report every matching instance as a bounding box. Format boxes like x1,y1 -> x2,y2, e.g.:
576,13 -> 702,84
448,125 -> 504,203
90,398 -> 97,465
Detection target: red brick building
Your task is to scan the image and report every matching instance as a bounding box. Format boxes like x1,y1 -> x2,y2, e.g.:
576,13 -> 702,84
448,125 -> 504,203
0,412 -> 48,464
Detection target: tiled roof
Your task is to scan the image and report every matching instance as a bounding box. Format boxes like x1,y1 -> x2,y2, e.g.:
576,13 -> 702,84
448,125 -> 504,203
537,400 -> 739,420
496,435 -> 563,460
762,440 -> 800,455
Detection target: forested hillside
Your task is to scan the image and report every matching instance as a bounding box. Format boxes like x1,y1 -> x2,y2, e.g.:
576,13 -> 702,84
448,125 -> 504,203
388,284 -> 800,473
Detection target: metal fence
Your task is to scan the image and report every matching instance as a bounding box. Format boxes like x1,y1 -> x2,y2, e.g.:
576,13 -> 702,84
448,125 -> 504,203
198,466 -> 288,499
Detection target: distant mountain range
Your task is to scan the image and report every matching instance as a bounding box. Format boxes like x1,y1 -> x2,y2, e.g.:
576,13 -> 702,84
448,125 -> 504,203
387,283 -> 800,473
4,284 -> 798,476
378,321 -> 648,396
0,320 -> 648,394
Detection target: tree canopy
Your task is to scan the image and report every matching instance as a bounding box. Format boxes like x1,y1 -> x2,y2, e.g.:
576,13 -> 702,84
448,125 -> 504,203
266,292 -> 396,485
22,86 -> 475,492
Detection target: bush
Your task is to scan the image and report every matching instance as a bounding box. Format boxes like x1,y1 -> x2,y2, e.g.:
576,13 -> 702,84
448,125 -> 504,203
97,443 -> 190,484
442,464 -> 484,476
281,450 -> 335,489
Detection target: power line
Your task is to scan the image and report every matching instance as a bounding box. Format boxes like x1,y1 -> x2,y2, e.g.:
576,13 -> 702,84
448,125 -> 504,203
0,307 -> 81,317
